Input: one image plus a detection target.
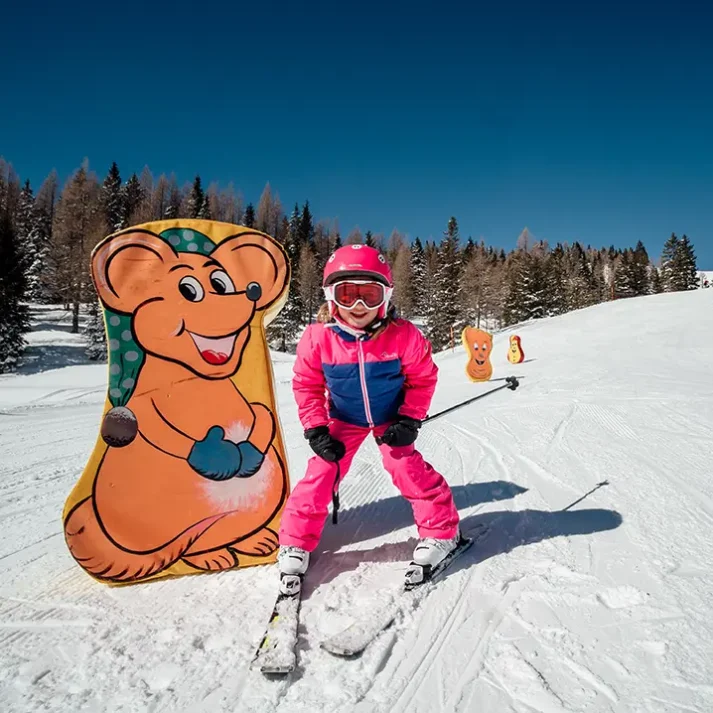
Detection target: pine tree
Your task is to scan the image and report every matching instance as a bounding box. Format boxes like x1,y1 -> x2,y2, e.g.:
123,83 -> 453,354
410,237 -> 426,314
651,266 -> 663,293
565,243 -> 594,310
503,251 -> 529,326
83,292 -> 107,361
364,230 -> 376,248
0,201 -> 30,373
15,180 -> 35,273
121,173 -> 144,227
29,172 -> 57,302
100,162 -> 124,232
678,235 -> 700,290
164,177 -> 182,218
266,206 -> 305,350
544,245 -> 567,315
625,241 -> 651,296
660,233 -> 680,291
197,192 -> 212,219
298,201 -> 314,247
614,250 -> 634,298
425,217 -> 463,350
186,176 -> 205,219
243,202 -> 255,227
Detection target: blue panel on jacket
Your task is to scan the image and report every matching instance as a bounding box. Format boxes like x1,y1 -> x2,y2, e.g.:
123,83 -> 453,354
323,359 -> 403,427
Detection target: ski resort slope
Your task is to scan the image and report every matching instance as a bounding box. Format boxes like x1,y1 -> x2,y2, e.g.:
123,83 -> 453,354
1,291 -> 712,713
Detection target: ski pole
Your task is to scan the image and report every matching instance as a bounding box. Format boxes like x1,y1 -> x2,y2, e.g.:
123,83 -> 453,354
422,376 -> 519,425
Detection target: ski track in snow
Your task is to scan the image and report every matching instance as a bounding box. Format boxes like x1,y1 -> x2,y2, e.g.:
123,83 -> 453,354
1,292 -> 713,712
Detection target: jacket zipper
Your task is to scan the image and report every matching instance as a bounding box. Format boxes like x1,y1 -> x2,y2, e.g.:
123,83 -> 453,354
356,337 -> 374,427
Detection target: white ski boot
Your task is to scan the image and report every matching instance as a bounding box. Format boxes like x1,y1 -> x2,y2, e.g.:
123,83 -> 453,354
412,532 -> 461,567
277,546 -> 309,596
405,531 -> 464,589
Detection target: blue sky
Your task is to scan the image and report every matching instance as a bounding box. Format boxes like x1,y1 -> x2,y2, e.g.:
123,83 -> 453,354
2,0 -> 711,266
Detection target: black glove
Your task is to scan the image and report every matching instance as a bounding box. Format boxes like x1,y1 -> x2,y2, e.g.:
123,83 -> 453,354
377,416 -> 422,447
305,426 -> 346,462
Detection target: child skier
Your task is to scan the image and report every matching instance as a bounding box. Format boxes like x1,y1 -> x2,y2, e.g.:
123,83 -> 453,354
277,244 -> 461,584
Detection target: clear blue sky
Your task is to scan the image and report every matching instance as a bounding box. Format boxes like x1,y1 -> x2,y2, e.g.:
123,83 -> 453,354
2,0 -> 712,266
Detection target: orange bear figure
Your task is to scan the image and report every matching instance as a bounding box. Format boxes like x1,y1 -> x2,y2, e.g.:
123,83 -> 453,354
462,326 -> 493,382
62,221 -> 291,584
507,335 -> 525,364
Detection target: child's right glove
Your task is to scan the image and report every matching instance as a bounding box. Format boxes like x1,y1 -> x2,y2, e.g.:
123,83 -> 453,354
376,416 -> 422,447
304,426 -> 346,462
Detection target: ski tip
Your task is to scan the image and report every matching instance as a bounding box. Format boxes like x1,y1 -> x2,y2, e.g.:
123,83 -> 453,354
320,641 -> 361,658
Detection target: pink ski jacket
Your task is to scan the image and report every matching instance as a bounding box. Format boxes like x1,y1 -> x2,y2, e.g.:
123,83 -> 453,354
292,318 -> 438,430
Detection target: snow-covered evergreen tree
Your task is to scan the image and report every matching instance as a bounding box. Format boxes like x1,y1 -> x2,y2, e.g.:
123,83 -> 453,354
15,180 -> 35,276
83,294 -> 107,361
121,173 -> 144,227
266,204 -> 305,350
678,235 -> 700,290
614,250 -> 634,298
624,241 -> 651,296
660,233 -> 681,291
164,178 -> 182,218
101,162 -> 124,232
565,243 -> 593,310
187,176 -> 205,219
545,246 -> 567,316
0,203 -> 30,373
410,237 -> 426,315
425,217 -> 463,350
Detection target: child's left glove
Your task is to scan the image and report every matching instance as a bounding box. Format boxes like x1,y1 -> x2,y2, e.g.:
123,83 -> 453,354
377,416 -> 422,447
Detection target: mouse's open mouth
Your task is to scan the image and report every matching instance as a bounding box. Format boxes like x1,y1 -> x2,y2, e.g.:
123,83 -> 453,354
188,331 -> 239,365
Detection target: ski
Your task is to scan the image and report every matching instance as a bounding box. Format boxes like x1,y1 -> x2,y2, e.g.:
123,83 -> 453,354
252,574 -> 303,674
320,524 -> 489,658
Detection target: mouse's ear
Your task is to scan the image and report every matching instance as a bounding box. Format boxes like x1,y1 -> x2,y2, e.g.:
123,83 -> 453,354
211,232 -> 289,311
92,230 -> 178,314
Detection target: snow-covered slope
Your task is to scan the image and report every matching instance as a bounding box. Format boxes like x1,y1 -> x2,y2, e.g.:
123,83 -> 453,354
1,291 -> 712,713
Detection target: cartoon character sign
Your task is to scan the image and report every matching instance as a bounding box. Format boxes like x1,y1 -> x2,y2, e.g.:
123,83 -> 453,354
63,220 -> 291,584
507,335 -> 525,364
462,326 -> 493,382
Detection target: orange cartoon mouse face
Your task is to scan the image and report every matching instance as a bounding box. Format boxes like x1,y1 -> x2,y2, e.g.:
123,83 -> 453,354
93,229 -> 286,379
462,326 -> 493,382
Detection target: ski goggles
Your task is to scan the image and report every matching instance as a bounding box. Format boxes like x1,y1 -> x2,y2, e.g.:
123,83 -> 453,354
325,280 -> 392,310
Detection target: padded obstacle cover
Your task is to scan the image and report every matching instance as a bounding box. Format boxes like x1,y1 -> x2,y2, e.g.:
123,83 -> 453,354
462,326 -> 494,382
63,220 -> 291,584
507,334 -> 525,364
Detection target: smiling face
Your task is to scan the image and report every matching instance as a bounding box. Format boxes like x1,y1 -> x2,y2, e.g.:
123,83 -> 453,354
93,229 -> 289,379
462,327 -> 493,381
131,253 -> 259,377
336,303 -> 379,329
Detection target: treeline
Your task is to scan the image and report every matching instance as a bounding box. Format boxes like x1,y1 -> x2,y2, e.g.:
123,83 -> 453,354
0,158 -> 702,372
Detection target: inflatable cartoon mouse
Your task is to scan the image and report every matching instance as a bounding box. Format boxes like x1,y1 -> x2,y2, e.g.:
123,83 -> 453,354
462,326 -> 493,382
63,221 -> 291,584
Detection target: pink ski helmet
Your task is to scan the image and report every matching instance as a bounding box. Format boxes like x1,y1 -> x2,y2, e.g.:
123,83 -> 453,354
322,244 -> 394,319
323,244 -> 393,287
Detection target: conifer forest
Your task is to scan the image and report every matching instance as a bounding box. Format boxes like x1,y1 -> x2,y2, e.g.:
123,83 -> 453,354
0,158 -> 702,373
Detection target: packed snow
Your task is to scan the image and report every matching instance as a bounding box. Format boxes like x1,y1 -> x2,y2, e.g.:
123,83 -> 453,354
1,292 -> 712,713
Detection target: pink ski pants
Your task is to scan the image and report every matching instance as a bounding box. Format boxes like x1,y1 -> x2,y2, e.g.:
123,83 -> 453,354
279,419 -> 460,552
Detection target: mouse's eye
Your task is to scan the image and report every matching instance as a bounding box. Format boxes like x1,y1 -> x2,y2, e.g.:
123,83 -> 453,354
209,270 -> 236,295
179,276 -> 205,302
